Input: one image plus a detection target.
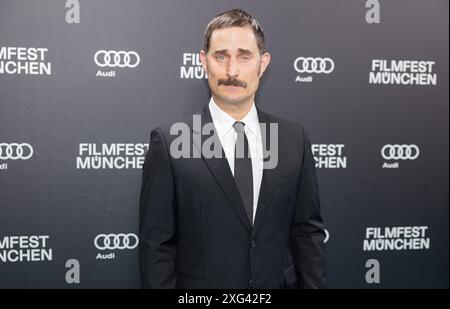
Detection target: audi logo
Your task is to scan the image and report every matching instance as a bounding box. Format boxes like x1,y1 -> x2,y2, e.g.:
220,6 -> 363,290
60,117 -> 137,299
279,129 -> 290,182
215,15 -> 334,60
294,57 -> 335,74
94,50 -> 140,68
94,233 -> 139,250
324,229 -> 329,244
381,144 -> 420,160
0,143 -> 33,160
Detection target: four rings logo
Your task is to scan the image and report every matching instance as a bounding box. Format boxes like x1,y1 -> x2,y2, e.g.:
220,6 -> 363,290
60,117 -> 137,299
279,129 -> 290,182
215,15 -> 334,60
381,144 -> 420,160
0,143 -> 33,160
94,50 -> 140,68
94,233 -> 139,251
294,57 -> 335,74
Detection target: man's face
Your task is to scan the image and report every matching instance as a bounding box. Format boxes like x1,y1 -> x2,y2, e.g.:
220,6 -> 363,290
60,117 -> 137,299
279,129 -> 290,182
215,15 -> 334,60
200,26 -> 270,106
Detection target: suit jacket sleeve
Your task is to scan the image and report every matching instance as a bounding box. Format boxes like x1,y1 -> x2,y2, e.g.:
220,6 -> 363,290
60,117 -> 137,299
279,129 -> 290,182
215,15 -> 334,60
291,127 -> 327,289
139,128 -> 177,288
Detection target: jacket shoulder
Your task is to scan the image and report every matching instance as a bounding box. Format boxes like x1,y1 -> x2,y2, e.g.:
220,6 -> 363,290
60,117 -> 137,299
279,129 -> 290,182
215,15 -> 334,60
148,113 -> 197,142
258,109 -> 306,136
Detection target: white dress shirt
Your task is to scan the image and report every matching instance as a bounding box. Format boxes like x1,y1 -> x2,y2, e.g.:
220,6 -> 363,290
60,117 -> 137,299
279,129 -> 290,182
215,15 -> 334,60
208,97 -> 264,224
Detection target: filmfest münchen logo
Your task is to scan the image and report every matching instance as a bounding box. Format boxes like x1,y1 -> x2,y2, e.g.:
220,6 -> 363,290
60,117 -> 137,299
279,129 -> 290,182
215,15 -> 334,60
363,226 -> 430,251
293,56 -> 335,83
180,52 -> 207,79
311,144 -> 347,169
369,59 -> 437,86
0,235 -> 52,263
0,47 -> 51,75
94,50 -> 140,78
0,142 -> 34,171
76,143 -> 149,170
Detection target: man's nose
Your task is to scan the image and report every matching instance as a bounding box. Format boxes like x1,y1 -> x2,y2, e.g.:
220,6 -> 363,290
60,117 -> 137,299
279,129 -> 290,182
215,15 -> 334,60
226,57 -> 240,77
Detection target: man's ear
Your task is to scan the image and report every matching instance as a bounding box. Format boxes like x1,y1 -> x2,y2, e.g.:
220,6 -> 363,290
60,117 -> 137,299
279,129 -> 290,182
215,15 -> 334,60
200,50 -> 208,71
258,52 -> 271,78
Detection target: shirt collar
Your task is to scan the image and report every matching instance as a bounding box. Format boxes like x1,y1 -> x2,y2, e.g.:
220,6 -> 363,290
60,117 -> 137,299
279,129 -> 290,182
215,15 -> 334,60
208,97 -> 260,138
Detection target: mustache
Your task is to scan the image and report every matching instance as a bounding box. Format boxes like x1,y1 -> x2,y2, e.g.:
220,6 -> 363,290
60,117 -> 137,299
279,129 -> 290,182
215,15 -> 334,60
218,78 -> 247,88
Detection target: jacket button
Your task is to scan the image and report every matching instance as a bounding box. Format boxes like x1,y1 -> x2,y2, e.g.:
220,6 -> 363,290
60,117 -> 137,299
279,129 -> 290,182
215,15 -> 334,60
250,240 -> 256,248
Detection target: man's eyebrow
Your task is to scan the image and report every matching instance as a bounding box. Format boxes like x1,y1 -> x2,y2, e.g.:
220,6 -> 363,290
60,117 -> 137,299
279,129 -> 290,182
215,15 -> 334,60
212,49 -> 254,55
237,48 -> 253,55
213,49 -> 228,55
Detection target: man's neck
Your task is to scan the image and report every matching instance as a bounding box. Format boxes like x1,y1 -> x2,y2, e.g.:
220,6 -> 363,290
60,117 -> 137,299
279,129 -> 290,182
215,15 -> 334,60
212,96 -> 255,121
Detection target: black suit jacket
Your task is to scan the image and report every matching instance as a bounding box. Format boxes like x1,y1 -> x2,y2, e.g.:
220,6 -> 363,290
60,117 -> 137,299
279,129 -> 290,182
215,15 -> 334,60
139,105 -> 326,289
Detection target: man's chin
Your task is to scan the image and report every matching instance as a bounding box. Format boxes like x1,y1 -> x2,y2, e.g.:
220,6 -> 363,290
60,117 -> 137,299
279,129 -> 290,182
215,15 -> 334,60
219,96 -> 249,106
215,91 -> 249,104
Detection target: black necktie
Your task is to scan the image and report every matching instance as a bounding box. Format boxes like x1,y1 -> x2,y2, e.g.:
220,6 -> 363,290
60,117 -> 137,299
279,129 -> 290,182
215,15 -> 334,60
233,121 -> 253,225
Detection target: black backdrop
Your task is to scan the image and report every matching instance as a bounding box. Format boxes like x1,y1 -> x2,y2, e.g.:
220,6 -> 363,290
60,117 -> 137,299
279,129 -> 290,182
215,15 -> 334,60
0,0 -> 448,288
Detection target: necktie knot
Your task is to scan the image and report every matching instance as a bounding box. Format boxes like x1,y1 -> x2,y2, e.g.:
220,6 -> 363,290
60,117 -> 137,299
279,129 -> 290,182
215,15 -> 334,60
233,121 -> 246,134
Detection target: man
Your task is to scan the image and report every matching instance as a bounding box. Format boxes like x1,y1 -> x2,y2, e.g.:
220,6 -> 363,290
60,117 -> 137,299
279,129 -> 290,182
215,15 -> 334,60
139,8 -> 326,289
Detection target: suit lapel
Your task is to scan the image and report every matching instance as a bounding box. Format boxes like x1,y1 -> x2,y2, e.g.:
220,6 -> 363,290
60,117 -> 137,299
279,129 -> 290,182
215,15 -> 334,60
190,105 -> 280,235
192,106 -> 252,232
251,108 -> 278,237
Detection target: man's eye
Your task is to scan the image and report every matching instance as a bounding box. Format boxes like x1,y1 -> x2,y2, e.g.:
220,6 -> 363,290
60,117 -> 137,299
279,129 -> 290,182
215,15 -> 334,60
216,55 -> 226,61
